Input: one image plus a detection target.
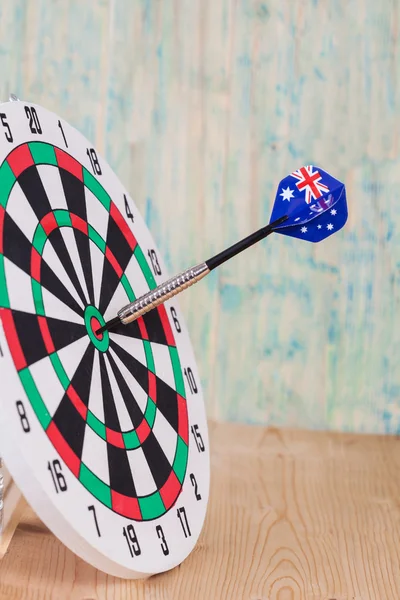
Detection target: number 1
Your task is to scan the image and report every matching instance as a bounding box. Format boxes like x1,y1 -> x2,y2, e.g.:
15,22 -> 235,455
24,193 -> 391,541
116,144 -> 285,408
58,120 -> 68,147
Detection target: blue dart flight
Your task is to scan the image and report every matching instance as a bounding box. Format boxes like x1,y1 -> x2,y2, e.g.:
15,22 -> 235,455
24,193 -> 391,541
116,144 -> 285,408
269,165 -> 347,242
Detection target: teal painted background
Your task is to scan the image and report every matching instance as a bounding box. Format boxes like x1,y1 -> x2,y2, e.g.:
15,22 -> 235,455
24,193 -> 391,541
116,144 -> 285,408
0,0 -> 398,434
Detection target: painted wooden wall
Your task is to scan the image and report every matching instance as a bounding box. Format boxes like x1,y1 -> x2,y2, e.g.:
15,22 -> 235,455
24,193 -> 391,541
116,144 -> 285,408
0,0 -> 398,434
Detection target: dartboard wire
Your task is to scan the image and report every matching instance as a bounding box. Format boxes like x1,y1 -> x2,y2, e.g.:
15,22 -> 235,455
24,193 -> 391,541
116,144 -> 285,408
0,211 -> 85,319
57,163 -> 96,305
15,159 -> 88,307
36,163 -> 92,307
3,174 -> 84,308
40,232 -> 87,310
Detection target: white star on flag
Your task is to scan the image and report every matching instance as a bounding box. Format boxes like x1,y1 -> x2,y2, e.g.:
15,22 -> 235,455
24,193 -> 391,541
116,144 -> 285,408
317,224 -> 322,229
301,226 -> 307,233
327,223 -> 334,230
280,186 -> 294,202
330,209 -> 337,216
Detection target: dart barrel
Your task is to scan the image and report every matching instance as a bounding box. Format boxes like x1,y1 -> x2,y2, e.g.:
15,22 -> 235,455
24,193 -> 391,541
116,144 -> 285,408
118,262 -> 210,325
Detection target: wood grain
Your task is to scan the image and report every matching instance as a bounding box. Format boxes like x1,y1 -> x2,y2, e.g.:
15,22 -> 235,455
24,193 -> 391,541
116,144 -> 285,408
0,420 -> 399,599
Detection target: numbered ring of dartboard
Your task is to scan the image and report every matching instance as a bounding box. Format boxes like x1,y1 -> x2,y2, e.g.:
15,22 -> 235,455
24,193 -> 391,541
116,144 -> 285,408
0,100 -> 209,579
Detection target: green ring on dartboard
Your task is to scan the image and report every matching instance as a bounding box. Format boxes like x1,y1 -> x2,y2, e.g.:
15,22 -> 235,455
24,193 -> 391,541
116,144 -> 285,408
0,141 -> 189,521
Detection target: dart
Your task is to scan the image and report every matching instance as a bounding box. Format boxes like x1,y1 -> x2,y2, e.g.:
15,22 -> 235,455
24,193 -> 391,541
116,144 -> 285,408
97,165 -> 347,335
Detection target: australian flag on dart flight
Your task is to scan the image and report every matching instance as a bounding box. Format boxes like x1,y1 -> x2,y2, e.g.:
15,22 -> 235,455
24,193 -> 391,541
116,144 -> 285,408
269,165 -> 348,242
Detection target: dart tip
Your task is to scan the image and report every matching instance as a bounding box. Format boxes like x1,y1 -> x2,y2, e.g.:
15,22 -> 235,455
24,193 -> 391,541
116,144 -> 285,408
96,316 -> 121,335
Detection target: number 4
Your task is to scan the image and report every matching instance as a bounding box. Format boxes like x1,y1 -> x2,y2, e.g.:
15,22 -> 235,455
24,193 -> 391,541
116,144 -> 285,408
124,195 -> 134,222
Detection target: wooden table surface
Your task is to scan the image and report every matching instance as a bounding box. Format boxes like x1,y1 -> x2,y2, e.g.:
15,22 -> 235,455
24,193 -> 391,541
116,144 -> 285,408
0,420 -> 399,599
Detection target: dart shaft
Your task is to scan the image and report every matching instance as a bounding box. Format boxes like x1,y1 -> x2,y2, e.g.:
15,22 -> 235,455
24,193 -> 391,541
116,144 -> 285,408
118,262 -> 209,325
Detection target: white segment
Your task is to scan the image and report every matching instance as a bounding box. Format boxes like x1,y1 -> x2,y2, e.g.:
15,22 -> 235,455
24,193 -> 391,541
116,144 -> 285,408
85,187 -> 109,243
38,164 -> 90,304
126,447 -> 158,497
150,343 -> 176,390
81,422 -> 110,486
108,345 -> 148,413
36,164 -> 68,212
4,258 -> 36,314
89,237 -> 105,308
59,227 -> 90,302
6,182 -> 39,241
124,254 -> 150,299
29,355 -> 66,417
151,408 -> 178,466
104,280 -> 131,321
56,336 -> 89,381
87,351 -> 105,423
41,283 -> 83,324
109,333 -> 147,369
103,354 -> 134,432
41,237 -> 85,309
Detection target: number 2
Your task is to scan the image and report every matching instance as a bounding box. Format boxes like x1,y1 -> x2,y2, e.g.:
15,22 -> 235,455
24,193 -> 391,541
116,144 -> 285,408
190,473 -> 202,500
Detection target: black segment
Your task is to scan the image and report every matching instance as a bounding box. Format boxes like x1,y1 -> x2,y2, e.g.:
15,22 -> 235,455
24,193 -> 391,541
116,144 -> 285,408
2,212 -> 84,318
109,308 -> 168,346
59,170 -> 95,305
99,353 -> 137,497
98,260 -> 120,315
108,318 -> 142,340
98,212 -> 134,315
17,166 -> 88,306
140,431 -> 172,489
12,310 -> 48,365
107,351 -> 145,428
52,344 -> 95,459
154,377 -> 179,433
109,339 -> 149,395
12,310 -> 86,367
46,314 -> 87,352
142,310 -> 167,345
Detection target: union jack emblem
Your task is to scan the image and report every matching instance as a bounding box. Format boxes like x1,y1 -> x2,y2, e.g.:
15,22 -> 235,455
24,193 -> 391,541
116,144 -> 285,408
291,165 -> 329,204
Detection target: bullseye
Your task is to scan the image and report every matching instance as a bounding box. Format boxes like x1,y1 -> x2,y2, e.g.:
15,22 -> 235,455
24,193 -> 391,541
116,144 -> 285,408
84,305 -> 109,352
90,316 -> 103,340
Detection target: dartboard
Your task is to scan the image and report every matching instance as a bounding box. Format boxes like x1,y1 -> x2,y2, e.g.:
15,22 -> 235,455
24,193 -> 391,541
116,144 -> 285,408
0,99 -> 209,578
